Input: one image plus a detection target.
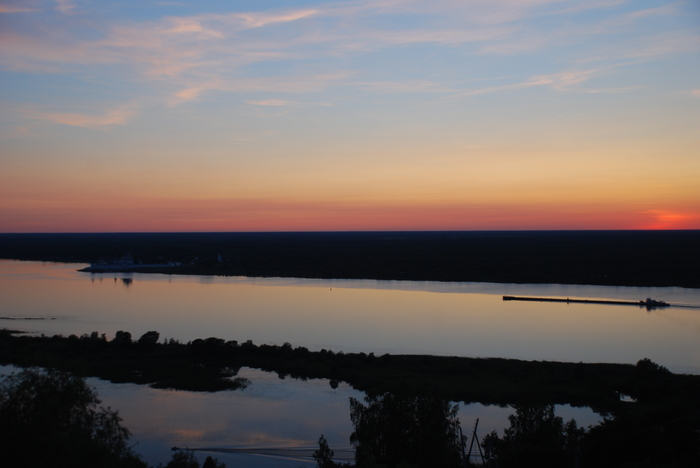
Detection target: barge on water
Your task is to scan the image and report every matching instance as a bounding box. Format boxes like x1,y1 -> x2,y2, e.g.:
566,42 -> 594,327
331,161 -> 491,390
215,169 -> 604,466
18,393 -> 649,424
502,295 -> 670,310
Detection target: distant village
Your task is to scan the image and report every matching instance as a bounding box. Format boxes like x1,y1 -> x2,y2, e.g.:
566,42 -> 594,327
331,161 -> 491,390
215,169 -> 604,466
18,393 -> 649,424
80,253 -> 228,273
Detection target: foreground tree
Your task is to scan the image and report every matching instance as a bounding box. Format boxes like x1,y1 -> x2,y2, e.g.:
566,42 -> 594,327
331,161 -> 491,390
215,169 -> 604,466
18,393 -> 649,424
162,451 -> 226,468
482,405 -> 584,468
349,393 -> 466,468
0,368 -> 147,468
313,435 -> 337,468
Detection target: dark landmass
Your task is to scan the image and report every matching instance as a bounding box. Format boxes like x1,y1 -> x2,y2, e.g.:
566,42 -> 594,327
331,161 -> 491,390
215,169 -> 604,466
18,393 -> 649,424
2,329 -> 699,421
4,329 -> 699,466
1,230 -> 699,287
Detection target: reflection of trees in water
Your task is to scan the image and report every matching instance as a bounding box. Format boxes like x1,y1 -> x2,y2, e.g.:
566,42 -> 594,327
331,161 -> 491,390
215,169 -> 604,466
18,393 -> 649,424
348,393 -> 466,468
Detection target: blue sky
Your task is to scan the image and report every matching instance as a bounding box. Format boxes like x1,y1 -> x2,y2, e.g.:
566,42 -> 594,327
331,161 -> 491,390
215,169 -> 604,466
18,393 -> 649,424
1,0 -> 699,231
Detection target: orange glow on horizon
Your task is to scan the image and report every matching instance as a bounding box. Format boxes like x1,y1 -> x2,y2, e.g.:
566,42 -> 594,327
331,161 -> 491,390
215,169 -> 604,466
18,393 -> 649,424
638,211 -> 700,230
2,195 -> 699,232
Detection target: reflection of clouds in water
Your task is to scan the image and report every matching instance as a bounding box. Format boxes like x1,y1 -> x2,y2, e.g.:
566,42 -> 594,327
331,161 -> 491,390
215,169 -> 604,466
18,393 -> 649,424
86,368 -> 359,466
0,367 -> 608,468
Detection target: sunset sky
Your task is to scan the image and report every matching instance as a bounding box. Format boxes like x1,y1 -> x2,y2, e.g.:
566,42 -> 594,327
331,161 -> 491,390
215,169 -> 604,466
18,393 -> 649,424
1,0 -> 699,232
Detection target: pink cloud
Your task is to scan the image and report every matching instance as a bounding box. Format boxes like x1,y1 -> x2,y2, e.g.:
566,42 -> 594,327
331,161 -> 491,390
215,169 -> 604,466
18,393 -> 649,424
246,99 -> 293,106
232,9 -> 318,28
55,0 -> 75,14
25,104 -> 138,128
0,5 -> 37,13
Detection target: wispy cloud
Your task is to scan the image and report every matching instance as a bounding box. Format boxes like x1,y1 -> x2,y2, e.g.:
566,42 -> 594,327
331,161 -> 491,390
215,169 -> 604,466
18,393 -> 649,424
161,18 -> 224,38
232,9 -> 319,28
582,85 -> 647,94
55,0 -> 76,14
24,103 -> 138,128
353,80 -> 450,94
0,125 -> 35,138
244,99 -> 332,108
0,5 -> 38,13
584,31 -> 700,63
247,99 -> 294,106
2,0 -> 698,126
447,67 -> 604,98
169,87 -> 206,105
167,71 -> 352,104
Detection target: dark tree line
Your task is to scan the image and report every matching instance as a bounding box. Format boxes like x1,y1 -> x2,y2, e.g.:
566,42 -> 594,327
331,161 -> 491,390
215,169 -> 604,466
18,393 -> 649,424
0,368 -> 226,468
316,398 -> 700,468
2,231 -> 699,287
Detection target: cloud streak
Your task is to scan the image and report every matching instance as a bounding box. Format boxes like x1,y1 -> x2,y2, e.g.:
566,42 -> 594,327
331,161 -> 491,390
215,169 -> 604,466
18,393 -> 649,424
0,5 -> 38,13
1,0 -> 698,127
24,103 -> 138,128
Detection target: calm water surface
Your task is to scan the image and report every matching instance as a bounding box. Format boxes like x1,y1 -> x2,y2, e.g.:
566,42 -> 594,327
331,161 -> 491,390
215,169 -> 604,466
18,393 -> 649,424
0,363 -> 598,468
2,260 -> 699,372
2,260 -> 699,466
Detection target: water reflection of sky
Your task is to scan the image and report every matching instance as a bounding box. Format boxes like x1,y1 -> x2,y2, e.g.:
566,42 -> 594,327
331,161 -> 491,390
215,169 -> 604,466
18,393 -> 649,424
0,364 -> 603,468
2,260 -> 666,466
1,260 -> 698,373
91,367 -> 362,467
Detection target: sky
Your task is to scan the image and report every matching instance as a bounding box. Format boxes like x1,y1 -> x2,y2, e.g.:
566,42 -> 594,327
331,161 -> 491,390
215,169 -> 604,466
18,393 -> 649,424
1,0 -> 699,232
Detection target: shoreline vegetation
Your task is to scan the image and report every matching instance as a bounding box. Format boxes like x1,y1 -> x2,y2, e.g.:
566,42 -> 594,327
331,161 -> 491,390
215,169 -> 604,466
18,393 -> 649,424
2,329 -> 699,413
1,231 -> 699,288
2,330 -> 699,467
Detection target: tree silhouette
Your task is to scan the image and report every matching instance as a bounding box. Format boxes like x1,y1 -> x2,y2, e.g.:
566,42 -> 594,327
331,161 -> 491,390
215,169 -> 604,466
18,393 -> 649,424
349,393 -> 465,468
0,368 -> 147,468
163,451 -> 200,468
482,405 -> 583,468
138,330 -> 160,347
313,434 -> 336,468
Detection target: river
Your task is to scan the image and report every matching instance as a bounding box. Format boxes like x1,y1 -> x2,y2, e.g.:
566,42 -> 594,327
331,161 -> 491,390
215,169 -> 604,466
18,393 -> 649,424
1,260 -> 699,466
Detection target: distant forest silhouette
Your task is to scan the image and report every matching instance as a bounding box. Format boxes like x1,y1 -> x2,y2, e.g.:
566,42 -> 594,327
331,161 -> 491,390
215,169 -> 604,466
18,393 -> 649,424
1,231 -> 699,287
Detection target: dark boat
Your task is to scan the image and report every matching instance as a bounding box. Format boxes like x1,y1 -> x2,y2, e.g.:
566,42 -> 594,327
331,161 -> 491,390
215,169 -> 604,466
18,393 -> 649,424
503,295 -> 670,310
640,298 -> 669,308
